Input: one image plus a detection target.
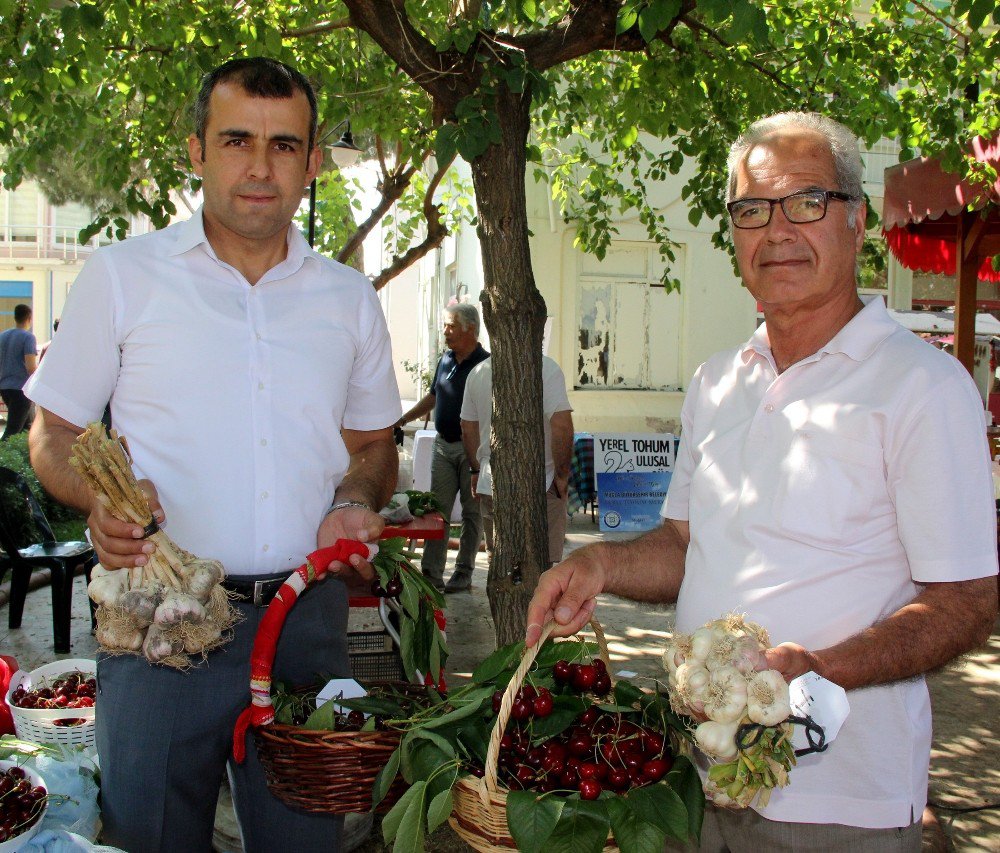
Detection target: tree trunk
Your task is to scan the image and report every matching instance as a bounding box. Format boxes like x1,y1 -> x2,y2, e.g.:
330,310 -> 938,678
470,84 -> 549,647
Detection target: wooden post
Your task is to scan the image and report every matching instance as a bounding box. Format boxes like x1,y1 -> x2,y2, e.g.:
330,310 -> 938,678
953,210 -> 981,376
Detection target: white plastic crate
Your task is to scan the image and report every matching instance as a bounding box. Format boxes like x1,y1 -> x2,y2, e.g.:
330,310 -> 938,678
5,659 -> 96,748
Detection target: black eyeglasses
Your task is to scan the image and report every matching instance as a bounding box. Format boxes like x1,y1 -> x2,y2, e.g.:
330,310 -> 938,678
727,189 -> 857,229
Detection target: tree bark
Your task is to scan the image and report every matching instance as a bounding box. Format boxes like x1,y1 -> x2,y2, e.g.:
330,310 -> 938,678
469,83 -> 549,646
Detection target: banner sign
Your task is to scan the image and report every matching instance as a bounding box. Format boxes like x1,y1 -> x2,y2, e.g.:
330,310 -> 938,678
592,433 -> 676,474
592,434 -> 676,532
597,471 -> 673,532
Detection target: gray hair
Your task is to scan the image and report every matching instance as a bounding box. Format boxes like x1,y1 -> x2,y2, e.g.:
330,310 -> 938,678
446,302 -> 480,337
726,112 -> 864,225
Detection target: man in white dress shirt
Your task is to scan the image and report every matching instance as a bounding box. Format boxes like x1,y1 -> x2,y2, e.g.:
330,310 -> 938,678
26,58 -> 400,853
525,112 -> 998,851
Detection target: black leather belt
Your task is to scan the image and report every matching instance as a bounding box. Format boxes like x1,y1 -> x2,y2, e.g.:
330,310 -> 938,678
221,573 -> 288,607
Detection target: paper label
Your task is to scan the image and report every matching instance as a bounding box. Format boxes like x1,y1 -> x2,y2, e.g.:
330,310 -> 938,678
788,671 -> 850,753
315,678 -> 368,714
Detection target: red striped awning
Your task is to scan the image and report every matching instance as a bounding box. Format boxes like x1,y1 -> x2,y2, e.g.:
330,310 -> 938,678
882,133 -> 1000,282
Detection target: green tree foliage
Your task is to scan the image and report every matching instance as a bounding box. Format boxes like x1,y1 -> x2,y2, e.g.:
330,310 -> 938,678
2,0 -> 996,641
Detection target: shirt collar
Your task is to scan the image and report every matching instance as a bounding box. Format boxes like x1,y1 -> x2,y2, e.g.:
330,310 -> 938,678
166,207 -> 211,257
166,206 -> 313,274
741,295 -> 898,367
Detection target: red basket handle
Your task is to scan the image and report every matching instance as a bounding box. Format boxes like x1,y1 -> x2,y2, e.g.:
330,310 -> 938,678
232,539 -> 377,763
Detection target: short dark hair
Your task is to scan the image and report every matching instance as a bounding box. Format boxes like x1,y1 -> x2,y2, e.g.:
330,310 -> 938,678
13,304 -> 31,324
194,57 -> 318,152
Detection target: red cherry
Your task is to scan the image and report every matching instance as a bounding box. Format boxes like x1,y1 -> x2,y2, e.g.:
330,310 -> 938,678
526,747 -> 546,768
515,765 -> 535,785
642,731 -> 665,756
559,769 -> 578,788
593,658 -> 608,674
541,753 -> 564,774
553,660 -> 572,683
641,759 -> 671,782
511,699 -> 532,721
600,742 -> 622,766
593,672 -> 612,696
568,733 -> 594,757
521,685 -> 538,702
545,741 -> 567,760
578,707 -> 599,727
572,664 -> 596,691
607,768 -> 629,790
532,693 -> 554,717
578,762 -> 601,780
579,779 -> 602,800
492,690 -> 504,714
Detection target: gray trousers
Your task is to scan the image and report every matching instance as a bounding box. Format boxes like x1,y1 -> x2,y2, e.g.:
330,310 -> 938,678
667,804 -> 922,852
420,437 -> 482,581
96,578 -> 351,853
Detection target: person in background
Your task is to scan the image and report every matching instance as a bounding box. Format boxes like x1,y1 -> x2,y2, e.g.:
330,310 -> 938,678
460,355 -> 573,584
398,303 -> 489,591
26,57 -> 399,853
0,304 -> 37,440
526,112 -> 998,852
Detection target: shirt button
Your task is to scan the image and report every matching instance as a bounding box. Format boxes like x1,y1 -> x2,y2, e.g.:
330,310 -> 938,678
256,333 -> 262,341
263,544 -> 269,552
764,404 -> 774,413
261,491 -> 269,500
260,438 -> 268,447
258,381 -> 264,390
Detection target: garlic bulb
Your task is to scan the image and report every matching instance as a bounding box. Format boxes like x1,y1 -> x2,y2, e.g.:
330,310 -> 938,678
153,591 -> 207,626
690,625 -> 723,662
674,662 -> 711,715
88,569 -> 129,607
746,669 -> 791,726
703,666 -> 749,724
662,632 -> 693,678
695,719 -> 740,760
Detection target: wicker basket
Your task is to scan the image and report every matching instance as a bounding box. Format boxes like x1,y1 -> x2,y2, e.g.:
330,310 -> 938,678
235,541 -> 422,815
5,659 -> 96,749
448,621 -> 620,852
253,679 -> 428,814
254,722 -> 407,814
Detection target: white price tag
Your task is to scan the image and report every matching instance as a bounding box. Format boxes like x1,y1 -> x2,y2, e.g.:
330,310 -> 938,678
315,678 -> 368,714
788,671 -> 850,753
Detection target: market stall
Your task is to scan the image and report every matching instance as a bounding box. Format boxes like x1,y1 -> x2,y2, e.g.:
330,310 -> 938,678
882,133 -> 1000,376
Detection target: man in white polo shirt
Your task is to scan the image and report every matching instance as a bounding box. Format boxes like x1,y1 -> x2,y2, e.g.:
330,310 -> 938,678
526,112 -> 998,850
25,58 -> 400,853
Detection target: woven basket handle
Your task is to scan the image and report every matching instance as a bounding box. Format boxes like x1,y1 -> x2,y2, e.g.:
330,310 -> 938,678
232,539 -> 377,763
480,618 -> 610,804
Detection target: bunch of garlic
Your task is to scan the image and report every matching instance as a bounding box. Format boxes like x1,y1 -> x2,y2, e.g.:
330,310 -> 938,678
663,613 -> 795,808
73,423 -> 239,668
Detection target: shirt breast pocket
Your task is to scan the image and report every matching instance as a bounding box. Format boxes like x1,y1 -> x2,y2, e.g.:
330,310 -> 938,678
773,431 -> 884,544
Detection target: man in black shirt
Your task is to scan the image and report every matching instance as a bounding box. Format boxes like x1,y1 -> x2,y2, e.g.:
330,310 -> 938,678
398,303 -> 489,591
